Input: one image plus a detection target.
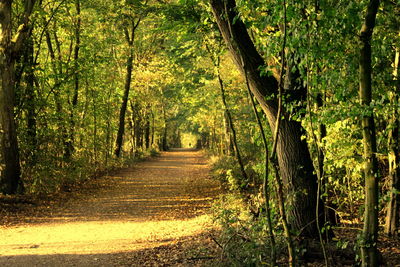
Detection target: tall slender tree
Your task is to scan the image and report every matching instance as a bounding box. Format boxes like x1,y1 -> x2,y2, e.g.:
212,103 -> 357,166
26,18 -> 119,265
65,0 -> 81,159
358,0 -> 380,265
114,17 -> 141,157
24,32 -> 37,165
385,42 -> 400,237
215,57 -> 248,183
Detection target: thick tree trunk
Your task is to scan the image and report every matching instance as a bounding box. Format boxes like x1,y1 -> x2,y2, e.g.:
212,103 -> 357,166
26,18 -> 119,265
210,0 -> 321,238
0,0 -> 35,193
359,0 -> 380,266
385,44 -> 400,237
0,1 -> 21,194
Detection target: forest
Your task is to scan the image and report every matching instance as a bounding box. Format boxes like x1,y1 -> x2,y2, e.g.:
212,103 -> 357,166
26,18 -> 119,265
0,0 -> 399,266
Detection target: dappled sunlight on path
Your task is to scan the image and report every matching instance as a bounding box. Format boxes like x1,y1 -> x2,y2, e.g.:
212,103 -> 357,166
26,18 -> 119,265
0,149 -> 221,266
0,215 -> 210,256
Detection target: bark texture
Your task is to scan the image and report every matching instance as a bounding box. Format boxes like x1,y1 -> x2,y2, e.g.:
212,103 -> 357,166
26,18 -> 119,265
385,44 -> 400,237
210,0 -> 321,237
359,0 -> 380,266
0,1 -> 21,194
0,0 -> 36,194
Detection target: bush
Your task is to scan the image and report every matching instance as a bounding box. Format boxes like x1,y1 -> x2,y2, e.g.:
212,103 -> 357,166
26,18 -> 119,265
211,194 -> 285,266
210,155 -> 246,191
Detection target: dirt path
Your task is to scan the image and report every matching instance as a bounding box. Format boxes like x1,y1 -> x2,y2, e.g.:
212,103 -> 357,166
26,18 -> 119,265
0,149 -> 221,266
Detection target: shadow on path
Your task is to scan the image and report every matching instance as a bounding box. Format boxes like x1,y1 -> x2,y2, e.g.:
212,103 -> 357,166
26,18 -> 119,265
0,150 -> 221,266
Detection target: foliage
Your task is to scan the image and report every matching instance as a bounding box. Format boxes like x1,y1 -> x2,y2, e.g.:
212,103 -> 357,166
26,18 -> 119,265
211,193 -> 285,266
1,0 -> 400,265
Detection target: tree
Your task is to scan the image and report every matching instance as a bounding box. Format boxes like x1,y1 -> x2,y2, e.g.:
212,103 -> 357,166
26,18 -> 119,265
385,41 -> 400,237
24,33 -> 37,165
384,3 -> 400,235
114,9 -> 142,157
204,37 -> 248,183
64,0 -> 81,159
358,0 -> 380,265
0,0 -> 36,194
210,0 -> 323,238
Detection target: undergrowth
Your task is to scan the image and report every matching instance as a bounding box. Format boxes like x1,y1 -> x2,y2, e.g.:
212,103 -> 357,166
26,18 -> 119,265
20,148 -> 160,195
209,155 -> 287,266
210,193 -> 287,266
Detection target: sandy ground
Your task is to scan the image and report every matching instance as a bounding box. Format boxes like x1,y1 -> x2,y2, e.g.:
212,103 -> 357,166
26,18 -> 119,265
0,149 -> 222,266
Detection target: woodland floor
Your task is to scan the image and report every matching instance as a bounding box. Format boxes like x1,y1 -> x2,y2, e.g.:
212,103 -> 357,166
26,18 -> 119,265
0,149 -> 222,267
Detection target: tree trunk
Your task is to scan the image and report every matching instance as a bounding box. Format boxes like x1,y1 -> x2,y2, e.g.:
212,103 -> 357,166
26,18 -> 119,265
210,0 -> 322,238
247,81 -> 277,265
0,0 -> 36,194
358,0 -> 380,265
162,127 -> 168,151
385,42 -> 400,237
45,29 -> 69,161
65,0 -> 81,159
114,51 -> 132,157
136,122 -> 143,149
0,1 -> 21,194
161,104 -> 168,151
115,21 -> 138,157
25,34 -> 37,164
134,106 -> 143,150
150,109 -> 155,147
223,112 -> 234,155
144,106 -> 150,150
217,67 -> 248,183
